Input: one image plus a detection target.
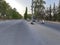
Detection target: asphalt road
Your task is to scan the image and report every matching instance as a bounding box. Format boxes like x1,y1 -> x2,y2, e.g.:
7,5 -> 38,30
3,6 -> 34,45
0,20 -> 37,45
28,22 -> 60,45
39,21 -> 60,31
0,20 -> 60,45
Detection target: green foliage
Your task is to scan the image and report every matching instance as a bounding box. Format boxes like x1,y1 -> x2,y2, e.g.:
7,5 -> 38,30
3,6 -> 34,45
53,3 -> 57,21
24,7 -> 28,20
49,5 -> 52,20
27,14 -> 32,19
57,0 -> 60,21
0,0 -> 22,19
34,0 -> 46,20
10,8 -> 22,19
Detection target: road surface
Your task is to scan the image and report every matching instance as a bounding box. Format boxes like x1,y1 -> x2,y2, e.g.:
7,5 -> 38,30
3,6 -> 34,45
0,20 -> 37,45
39,21 -> 60,31
0,20 -> 60,45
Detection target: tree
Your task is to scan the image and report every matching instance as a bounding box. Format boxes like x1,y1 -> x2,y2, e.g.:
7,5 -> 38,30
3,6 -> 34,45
0,0 -> 22,19
49,5 -> 52,20
0,0 -> 11,19
57,0 -> 60,21
7,8 -> 22,19
0,0 -> 7,17
53,3 -> 57,21
34,0 -> 46,21
24,7 -> 28,20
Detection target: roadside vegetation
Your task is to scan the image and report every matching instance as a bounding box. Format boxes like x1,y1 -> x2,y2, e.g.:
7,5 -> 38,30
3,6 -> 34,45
24,7 -> 32,20
0,0 -> 22,20
0,0 -> 60,22
26,0 -> 60,22
45,1 -> 60,21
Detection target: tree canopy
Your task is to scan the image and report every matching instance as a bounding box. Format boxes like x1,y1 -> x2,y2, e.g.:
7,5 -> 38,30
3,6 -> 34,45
24,7 -> 28,20
0,0 -> 22,19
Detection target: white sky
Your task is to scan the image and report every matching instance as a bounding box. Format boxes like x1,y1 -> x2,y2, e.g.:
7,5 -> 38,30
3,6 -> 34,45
5,0 -> 31,16
5,0 -> 59,15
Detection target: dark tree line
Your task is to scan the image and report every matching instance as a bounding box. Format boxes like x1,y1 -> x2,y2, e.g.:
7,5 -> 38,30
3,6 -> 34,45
45,0 -> 60,21
30,0 -> 60,22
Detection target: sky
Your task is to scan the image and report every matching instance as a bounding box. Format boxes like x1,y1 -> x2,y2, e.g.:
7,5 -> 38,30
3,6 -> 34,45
5,0 -> 59,15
